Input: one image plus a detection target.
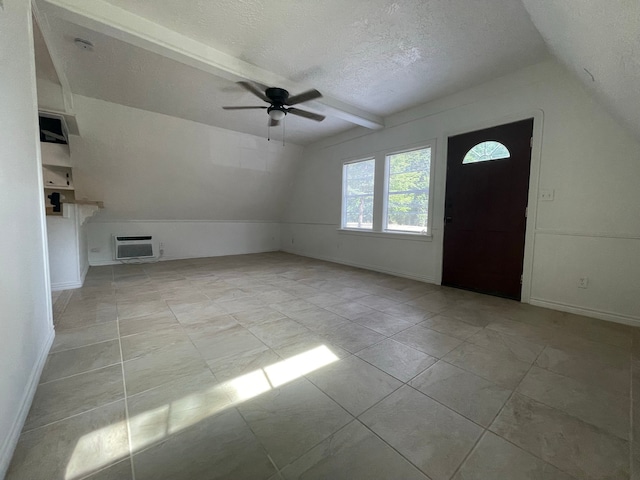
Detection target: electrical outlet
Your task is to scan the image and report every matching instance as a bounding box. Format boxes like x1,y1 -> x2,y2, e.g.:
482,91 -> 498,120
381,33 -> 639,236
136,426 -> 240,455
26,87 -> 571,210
159,242 -> 164,248
539,189 -> 555,201
90,247 -> 100,253
578,277 -> 589,289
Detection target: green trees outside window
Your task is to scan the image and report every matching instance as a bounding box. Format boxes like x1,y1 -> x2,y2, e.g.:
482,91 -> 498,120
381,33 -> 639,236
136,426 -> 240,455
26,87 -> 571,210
386,147 -> 430,233
343,159 -> 374,229
341,146 -> 431,234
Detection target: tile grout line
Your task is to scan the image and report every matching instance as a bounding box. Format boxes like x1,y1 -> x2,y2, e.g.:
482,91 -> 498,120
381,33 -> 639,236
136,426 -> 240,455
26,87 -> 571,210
49,335 -> 120,355
49,257 -> 630,480
20,397 -> 126,435
38,359 -> 122,386
356,419 -> 432,479
306,346 -> 487,478
460,342 -> 582,480
113,267 -> 138,480
445,341 -> 543,480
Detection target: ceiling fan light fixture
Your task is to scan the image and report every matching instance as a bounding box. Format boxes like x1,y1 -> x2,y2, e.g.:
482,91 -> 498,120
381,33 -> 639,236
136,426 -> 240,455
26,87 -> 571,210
268,109 -> 286,121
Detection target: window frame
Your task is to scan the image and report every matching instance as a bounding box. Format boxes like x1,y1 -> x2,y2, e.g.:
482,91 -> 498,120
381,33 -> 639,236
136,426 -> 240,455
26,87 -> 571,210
382,145 -> 432,235
339,140 -> 435,240
341,157 -> 376,231
462,140 -> 511,164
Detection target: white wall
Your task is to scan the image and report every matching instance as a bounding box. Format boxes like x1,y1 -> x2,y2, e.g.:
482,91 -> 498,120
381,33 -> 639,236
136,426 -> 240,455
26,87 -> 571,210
0,0 -> 55,475
283,60 -> 640,325
68,95 -> 302,264
46,205 -> 90,289
88,221 -> 281,265
36,77 -> 65,111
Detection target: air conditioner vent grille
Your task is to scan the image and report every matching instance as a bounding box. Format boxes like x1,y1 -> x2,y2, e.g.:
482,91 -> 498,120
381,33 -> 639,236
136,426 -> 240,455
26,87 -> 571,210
117,244 -> 153,259
113,235 -> 156,260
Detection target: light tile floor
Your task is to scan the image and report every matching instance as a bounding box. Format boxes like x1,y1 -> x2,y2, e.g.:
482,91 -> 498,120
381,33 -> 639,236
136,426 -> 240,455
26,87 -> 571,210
7,252 -> 638,480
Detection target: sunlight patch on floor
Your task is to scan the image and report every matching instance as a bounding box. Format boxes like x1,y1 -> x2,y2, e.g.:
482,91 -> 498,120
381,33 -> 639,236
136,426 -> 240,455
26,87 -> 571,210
65,344 -> 339,479
64,419 -> 129,480
265,345 -> 339,388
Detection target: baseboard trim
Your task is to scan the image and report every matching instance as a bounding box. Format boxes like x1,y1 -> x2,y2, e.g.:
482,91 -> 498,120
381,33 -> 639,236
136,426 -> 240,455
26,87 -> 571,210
529,298 -> 640,327
0,327 -> 55,477
282,248 -> 438,285
51,280 -> 84,291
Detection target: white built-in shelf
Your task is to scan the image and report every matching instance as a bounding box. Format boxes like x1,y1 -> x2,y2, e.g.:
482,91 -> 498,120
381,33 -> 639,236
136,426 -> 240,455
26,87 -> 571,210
43,165 -> 74,190
40,142 -> 71,167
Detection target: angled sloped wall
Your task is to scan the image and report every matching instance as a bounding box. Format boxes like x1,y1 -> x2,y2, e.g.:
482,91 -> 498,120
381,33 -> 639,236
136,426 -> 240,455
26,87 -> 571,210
70,95 -> 302,264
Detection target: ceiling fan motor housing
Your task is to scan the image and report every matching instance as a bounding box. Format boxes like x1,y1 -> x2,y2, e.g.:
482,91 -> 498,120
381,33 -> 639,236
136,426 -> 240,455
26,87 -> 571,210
265,87 -> 289,106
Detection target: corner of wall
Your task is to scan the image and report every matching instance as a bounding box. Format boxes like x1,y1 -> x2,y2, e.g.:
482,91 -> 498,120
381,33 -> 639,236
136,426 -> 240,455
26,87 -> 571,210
0,328 -> 54,478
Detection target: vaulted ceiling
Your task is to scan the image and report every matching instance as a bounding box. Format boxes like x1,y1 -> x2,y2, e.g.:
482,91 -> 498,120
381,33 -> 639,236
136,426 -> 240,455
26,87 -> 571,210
521,0 -> 640,140
33,0 -> 638,144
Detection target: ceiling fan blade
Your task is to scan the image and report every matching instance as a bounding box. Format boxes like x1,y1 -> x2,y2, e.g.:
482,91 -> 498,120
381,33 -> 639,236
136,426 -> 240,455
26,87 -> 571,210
286,107 -> 325,122
285,89 -> 322,105
237,81 -> 270,102
269,117 -> 280,127
222,106 -> 268,110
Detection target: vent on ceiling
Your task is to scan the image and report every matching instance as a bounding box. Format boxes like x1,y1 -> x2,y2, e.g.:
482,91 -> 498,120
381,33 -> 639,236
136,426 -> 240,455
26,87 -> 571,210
113,235 -> 156,260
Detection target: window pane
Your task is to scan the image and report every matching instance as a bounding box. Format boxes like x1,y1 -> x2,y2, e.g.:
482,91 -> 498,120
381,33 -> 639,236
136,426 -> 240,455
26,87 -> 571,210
343,159 -> 375,229
386,147 -> 430,233
462,141 -> 510,164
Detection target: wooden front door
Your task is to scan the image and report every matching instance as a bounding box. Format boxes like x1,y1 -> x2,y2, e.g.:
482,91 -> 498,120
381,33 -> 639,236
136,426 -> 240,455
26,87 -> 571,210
442,119 -> 533,300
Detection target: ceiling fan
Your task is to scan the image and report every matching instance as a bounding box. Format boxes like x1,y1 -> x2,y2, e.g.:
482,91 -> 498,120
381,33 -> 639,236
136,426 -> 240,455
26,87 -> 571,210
222,81 -> 326,126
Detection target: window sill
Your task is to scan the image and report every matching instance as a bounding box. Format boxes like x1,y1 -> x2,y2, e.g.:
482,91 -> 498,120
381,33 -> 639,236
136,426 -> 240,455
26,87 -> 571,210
337,228 -> 433,242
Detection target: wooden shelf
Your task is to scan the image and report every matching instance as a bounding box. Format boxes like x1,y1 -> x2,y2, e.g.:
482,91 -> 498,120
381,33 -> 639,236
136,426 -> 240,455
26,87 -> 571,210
69,199 -> 104,208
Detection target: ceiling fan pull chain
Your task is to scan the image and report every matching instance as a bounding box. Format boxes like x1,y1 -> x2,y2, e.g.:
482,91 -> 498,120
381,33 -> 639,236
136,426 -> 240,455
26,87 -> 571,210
283,118 -> 285,146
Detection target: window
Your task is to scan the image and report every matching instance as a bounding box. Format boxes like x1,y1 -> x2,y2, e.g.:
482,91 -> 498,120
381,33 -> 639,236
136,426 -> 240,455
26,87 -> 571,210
462,141 -> 510,164
384,147 -> 431,233
342,158 -> 375,230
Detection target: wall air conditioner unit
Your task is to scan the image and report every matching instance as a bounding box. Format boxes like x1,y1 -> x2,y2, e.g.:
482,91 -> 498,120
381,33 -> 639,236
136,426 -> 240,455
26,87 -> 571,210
113,235 -> 156,260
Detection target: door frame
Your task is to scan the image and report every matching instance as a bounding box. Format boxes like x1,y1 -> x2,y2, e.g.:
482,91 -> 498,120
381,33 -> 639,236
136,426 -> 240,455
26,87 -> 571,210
438,110 -> 544,303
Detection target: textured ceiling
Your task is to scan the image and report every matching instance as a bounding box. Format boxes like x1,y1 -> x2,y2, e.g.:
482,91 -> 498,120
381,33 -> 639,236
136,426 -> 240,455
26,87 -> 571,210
521,0 -> 640,140
43,18 -> 354,144
38,0 -> 549,144
100,0 -> 548,115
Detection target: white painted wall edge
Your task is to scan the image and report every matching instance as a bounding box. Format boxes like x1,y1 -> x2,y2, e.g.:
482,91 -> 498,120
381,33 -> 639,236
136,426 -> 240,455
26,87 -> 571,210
51,262 -> 88,291
529,298 -> 640,327
281,247 -> 438,285
0,327 -> 55,478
